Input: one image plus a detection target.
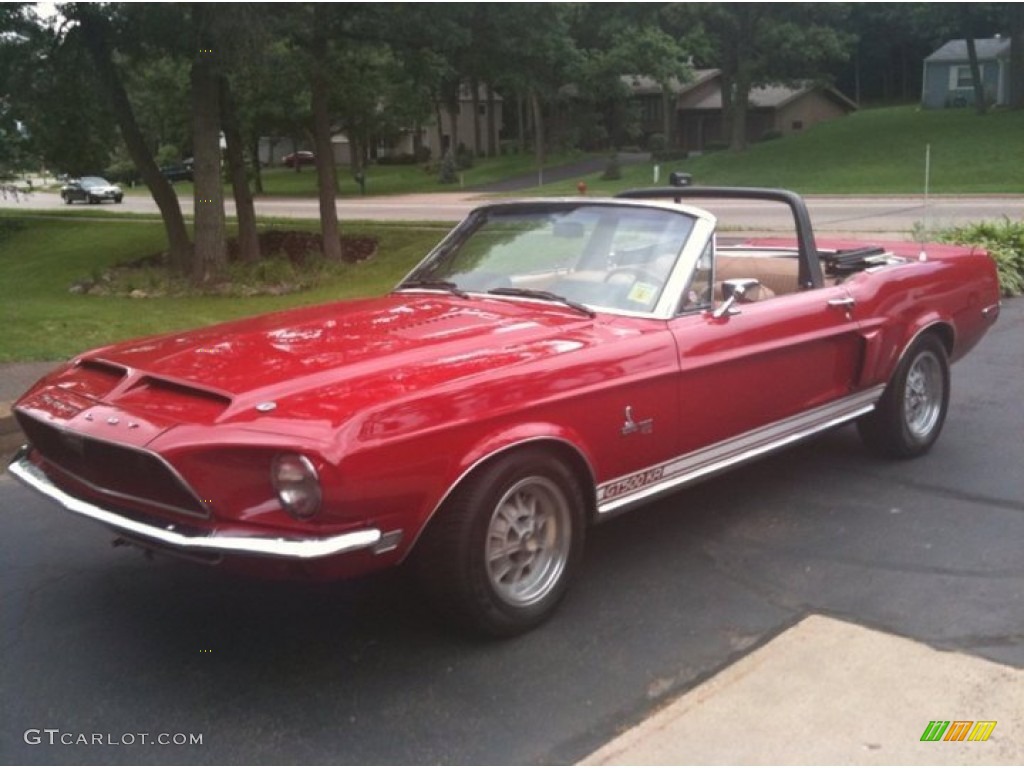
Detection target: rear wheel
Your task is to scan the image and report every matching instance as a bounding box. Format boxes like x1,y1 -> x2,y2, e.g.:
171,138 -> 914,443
858,333 -> 949,458
412,448 -> 585,637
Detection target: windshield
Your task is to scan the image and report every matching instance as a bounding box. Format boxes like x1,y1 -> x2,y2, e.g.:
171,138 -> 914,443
400,203 -> 697,314
80,177 -> 110,188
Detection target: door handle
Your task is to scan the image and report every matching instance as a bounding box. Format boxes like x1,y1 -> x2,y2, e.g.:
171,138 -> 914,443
827,297 -> 855,310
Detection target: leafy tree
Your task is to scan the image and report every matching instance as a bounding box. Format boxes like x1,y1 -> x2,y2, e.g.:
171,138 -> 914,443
1,4 -> 117,177
489,4 -> 582,165
69,3 -> 193,272
687,3 -> 853,151
574,4 -> 697,148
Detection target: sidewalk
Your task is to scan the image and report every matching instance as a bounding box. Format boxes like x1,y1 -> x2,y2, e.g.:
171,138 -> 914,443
582,614 -> 1022,765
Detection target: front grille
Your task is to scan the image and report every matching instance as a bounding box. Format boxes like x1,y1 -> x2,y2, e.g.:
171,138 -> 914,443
17,413 -> 208,519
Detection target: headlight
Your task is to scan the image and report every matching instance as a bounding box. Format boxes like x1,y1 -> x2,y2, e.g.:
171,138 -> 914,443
271,453 -> 321,519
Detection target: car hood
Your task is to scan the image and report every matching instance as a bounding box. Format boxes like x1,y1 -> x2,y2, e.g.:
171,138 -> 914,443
30,294 -> 604,436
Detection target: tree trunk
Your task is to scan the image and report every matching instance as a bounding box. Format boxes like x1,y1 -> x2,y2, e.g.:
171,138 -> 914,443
486,85 -> 497,157
1010,4 -> 1024,109
446,99 -> 461,157
470,77 -> 482,156
310,20 -> 343,262
190,51 -> 227,283
250,136 -> 263,194
516,93 -> 526,154
76,7 -> 191,274
661,84 -> 673,146
530,89 -> 545,168
965,37 -> 987,115
434,102 -> 446,156
729,66 -> 752,151
220,76 -> 260,264
719,70 -> 734,149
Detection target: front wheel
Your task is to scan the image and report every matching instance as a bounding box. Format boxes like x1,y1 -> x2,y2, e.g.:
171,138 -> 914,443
412,449 -> 586,637
857,333 -> 950,458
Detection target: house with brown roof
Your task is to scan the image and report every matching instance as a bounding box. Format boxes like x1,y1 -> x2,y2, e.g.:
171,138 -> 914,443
628,70 -> 857,153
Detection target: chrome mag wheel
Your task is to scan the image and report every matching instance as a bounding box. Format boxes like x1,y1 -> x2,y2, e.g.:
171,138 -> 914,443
486,476 -> 571,608
904,349 -> 943,440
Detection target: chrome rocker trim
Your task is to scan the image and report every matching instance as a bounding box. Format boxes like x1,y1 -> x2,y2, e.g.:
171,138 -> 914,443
8,447 -> 382,560
596,386 -> 885,517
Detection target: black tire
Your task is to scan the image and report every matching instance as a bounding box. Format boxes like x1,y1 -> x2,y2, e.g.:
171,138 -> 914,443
412,448 -> 586,637
63,194 -> 73,205
857,333 -> 950,459
114,195 -> 123,203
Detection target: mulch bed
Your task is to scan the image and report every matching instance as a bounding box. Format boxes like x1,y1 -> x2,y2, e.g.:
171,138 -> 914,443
227,230 -> 378,264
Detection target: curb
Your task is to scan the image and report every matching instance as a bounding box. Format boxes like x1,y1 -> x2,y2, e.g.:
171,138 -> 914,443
0,402 -> 25,460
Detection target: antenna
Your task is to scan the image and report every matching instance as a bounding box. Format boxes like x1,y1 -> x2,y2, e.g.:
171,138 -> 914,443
920,144 -> 930,261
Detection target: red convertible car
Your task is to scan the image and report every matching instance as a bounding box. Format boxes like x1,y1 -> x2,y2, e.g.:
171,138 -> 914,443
8,187 -> 1000,636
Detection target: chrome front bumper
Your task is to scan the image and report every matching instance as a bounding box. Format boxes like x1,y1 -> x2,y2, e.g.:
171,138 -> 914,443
8,446 -> 382,560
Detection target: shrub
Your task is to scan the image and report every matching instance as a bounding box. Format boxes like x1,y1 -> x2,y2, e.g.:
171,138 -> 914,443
935,218 -> 1024,297
155,144 -> 180,167
455,144 -> 475,170
104,157 -> 140,185
759,129 -> 783,142
601,153 -> 622,181
438,151 -> 458,184
647,133 -> 667,152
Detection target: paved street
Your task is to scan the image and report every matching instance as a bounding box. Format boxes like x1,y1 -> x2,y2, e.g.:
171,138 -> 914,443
1,297 -> 1020,763
2,188 -> 1022,233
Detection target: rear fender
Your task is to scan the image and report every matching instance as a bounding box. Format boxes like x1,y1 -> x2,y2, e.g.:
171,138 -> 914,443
862,317 -> 954,387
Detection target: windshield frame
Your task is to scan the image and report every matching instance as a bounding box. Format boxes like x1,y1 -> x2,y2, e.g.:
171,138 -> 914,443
397,199 -> 716,320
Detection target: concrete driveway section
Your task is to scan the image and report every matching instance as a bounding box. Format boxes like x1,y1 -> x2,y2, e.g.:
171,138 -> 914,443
583,614 -> 1023,766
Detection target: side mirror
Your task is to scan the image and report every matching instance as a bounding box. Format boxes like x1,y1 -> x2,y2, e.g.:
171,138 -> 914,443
712,278 -> 761,319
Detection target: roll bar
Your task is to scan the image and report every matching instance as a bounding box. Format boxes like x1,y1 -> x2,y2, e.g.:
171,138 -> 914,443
616,186 -> 823,289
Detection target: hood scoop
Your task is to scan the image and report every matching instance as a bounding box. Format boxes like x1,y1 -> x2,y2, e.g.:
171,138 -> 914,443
111,375 -> 233,425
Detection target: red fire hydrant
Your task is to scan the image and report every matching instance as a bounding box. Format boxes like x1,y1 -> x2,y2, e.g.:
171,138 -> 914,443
576,180 -> 587,196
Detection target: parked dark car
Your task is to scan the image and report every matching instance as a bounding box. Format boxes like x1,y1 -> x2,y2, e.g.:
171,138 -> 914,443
282,150 -> 316,168
159,164 -> 194,183
60,177 -> 123,204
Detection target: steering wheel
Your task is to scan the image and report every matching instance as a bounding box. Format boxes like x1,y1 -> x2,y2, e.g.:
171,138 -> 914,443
603,266 -> 661,285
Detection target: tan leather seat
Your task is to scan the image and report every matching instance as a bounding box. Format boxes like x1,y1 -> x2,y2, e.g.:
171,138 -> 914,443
716,255 -> 799,296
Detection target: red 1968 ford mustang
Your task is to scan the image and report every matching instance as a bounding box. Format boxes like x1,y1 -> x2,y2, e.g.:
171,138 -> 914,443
8,187 -> 1001,636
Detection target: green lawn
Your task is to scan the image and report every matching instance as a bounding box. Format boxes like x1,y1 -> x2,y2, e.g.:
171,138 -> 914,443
536,106 -> 1024,196
127,149 -> 594,199
0,214 -> 447,361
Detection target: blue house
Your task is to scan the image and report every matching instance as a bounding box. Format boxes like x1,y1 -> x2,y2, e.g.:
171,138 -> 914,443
921,37 -> 1011,109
